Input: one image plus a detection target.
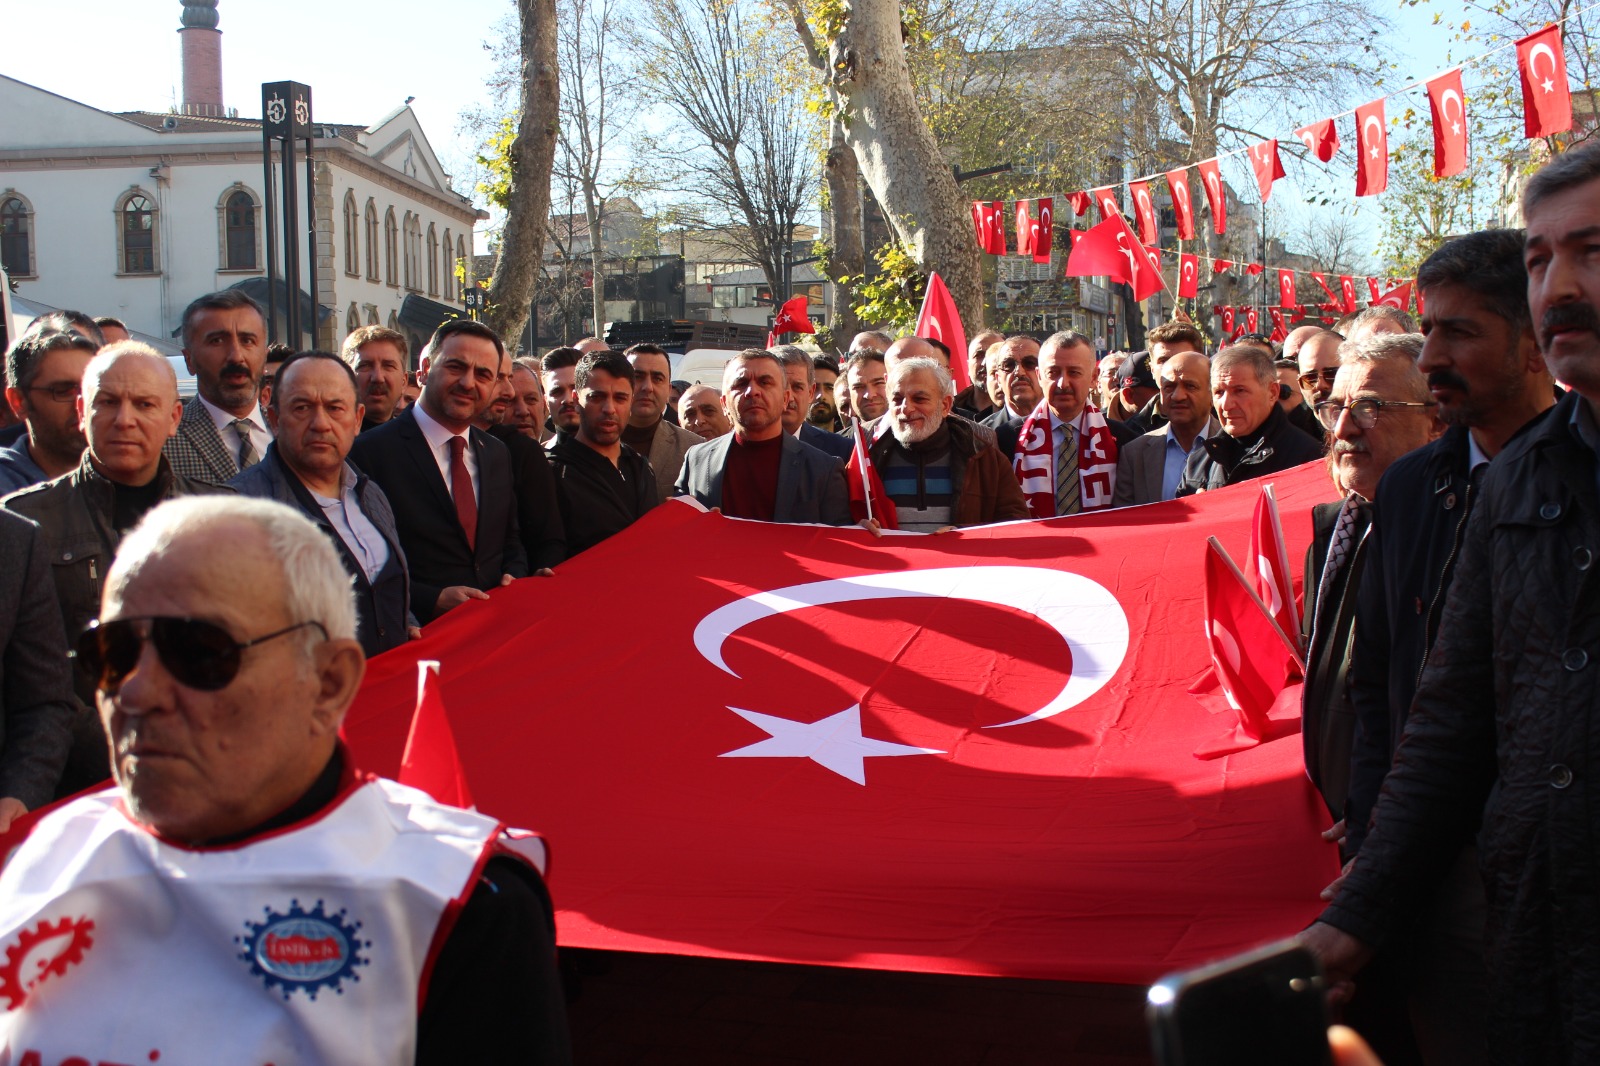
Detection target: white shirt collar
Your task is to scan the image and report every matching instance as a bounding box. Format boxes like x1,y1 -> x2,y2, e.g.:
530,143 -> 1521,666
411,401 -> 466,450
196,393 -> 267,436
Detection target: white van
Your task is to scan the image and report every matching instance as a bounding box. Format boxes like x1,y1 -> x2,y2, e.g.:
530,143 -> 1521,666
671,348 -> 738,387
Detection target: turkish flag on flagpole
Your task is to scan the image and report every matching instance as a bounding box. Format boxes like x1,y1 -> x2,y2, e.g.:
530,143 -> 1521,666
1130,181 -> 1159,244
1250,484 -> 1304,659
771,294 -> 815,338
399,660 -> 475,809
1426,68 -> 1470,177
1031,197 -> 1054,266
1294,118 -> 1341,163
1165,167 -> 1195,240
1355,98 -> 1389,197
1015,200 -> 1035,257
1248,139 -> 1286,202
1517,24 -> 1573,137
915,272 -> 970,390
1278,270 -> 1297,309
845,418 -> 898,529
1197,158 -> 1227,235
1178,253 -> 1200,298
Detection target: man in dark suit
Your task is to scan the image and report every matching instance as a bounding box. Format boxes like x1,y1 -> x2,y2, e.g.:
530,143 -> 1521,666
474,357 -> 566,570
980,336 -> 1043,459
349,320 -> 527,624
165,289 -> 272,485
623,343 -> 707,498
674,349 -> 851,525
773,345 -> 853,461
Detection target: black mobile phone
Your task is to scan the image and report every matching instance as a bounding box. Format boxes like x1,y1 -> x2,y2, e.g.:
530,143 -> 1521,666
1146,939 -> 1333,1066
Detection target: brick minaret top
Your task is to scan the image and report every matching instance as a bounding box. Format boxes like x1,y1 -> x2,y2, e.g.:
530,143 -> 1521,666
178,1 -> 223,118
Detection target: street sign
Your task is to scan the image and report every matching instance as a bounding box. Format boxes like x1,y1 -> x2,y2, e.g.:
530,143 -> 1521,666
464,286 -> 486,312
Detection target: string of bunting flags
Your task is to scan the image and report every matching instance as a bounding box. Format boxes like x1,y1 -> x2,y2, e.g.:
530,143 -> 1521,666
970,17 -> 1584,339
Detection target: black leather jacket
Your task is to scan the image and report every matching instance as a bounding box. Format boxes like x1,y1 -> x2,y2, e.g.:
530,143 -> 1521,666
1174,404 -> 1324,495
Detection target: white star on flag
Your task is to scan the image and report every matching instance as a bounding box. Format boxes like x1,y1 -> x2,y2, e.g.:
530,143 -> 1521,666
1543,77 -> 1555,93
720,705 -> 943,785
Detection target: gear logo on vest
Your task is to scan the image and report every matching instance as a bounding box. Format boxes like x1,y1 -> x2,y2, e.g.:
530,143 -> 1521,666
0,915 -> 95,1010
236,899 -> 370,1000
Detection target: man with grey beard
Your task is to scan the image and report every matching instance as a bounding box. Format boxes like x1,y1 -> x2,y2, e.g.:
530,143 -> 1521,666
866,357 -> 1027,531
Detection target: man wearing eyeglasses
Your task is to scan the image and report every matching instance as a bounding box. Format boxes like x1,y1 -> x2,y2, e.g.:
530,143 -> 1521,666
0,330 -> 98,496
981,335 -> 1044,459
5,343 -> 231,796
0,496 -> 572,1061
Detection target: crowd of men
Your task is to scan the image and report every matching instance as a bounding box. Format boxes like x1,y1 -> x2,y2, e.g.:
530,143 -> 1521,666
0,140 -> 1597,1059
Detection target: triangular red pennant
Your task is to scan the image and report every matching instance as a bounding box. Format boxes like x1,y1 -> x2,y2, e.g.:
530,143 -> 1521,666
1426,68 -> 1469,178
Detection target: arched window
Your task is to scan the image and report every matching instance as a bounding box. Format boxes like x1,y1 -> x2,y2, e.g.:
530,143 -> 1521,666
387,310 -> 400,331
457,235 -> 468,289
442,228 -> 455,301
0,193 -> 34,277
118,190 -> 158,274
427,224 -> 439,296
366,304 -> 380,326
383,207 -> 398,287
347,303 -> 360,334
365,199 -> 379,280
401,212 -> 415,290
343,191 -> 359,276
221,188 -> 257,270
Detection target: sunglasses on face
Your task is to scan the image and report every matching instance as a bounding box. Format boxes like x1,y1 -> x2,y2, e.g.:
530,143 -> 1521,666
1297,367 -> 1340,391
998,358 -> 1039,373
73,616 -> 328,693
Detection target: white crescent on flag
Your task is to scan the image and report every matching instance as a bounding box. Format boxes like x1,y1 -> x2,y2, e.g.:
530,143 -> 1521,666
692,566 -> 1132,729
1297,129 -> 1315,150
1441,88 -> 1465,133
1530,41 -> 1559,80
1182,261 -> 1196,283
1174,182 -> 1189,211
1363,114 -> 1385,158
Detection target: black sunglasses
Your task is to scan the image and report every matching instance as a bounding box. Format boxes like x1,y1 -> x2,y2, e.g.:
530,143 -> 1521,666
73,616 -> 329,693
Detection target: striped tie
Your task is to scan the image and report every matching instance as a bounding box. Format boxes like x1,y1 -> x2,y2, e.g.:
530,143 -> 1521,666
1055,425 -> 1080,516
231,418 -> 259,470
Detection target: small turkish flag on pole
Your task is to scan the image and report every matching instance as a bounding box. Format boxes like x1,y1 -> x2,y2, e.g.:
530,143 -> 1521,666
1130,181 -> 1159,244
1278,270 -> 1296,309
1068,190 -> 1090,217
1178,254 -> 1199,298
1294,118 -> 1340,163
1248,139 -> 1286,202
400,660 -> 475,809
1426,68 -> 1470,177
1165,167 -> 1195,240
771,294 -> 815,338
916,272 -> 970,390
1517,24 -> 1573,138
1032,197 -> 1054,265
1251,483 -> 1302,658
1197,158 -> 1227,235
1355,98 -> 1389,197
845,419 -> 897,529
1015,200 -> 1035,257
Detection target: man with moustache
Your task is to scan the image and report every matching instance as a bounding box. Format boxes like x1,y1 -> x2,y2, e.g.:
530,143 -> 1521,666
678,384 -> 731,440
509,357 -> 551,442
341,325 -> 411,433
1302,146 -> 1600,1062
982,336 -> 1045,459
623,343 -> 704,500
540,347 -> 583,443
808,354 -> 843,432
474,355 -> 566,571
547,350 -> 657,556
348,321 -> 527,624
867,356 -> 1027,530
773,346 -> 853,461
165,290 -> 271,484
0,330 -> 98,494
1114,350 -> 1220,506
1012,331 -> 1136,517
674,349 -> 850,524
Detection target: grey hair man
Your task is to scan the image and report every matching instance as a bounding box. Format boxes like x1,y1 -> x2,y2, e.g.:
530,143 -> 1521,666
1345,304 -> 1417,341
773,345 -> 852,461
1175,343 -> 1325,494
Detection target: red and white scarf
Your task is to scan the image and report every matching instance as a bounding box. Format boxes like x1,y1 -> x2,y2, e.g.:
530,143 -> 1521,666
1013,401 -> 1119,517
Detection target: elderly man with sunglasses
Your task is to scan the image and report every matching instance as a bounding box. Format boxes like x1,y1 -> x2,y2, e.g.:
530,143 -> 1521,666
4,342 -> 230,797
0,496 -> 572,1062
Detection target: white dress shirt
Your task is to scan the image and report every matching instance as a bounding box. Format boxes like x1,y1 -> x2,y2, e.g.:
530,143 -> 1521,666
197,394 -> 271,464
411,402 -> 480,504
308,465 -> 391,582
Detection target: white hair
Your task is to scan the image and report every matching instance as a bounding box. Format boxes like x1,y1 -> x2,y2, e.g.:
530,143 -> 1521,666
888,355 -> 954,397
1338,332 -> 1431,403
110,496 -> 357,647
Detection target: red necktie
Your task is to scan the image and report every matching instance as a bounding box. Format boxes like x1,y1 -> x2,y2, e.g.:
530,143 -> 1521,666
448,435 -> 477,551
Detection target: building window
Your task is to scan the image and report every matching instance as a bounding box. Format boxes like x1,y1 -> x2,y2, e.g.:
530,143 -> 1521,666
344,191 -> 359,276
365,199 -> 379,280
457,235 -> 468,290
0,194 -> 33,277
401,212 -> 414,290
221,188 -> 257,270
387,310 -> 399,331
365,304 -> 380,326
118,191 -> 158,275
347,302 -> 360,335
426,224 -> 439,296
383,207 -> 398,287
402,213 -> 423,293
442,228 -> 455,301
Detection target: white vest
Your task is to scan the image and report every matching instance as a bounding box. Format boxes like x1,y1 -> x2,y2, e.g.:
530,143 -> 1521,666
0,777 -> 505,1065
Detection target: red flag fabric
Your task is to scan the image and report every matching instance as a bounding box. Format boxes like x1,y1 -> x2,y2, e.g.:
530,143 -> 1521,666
1312,273 -> 1338,304
1069,190 -> 1090,217
1145,246 -> 1162,275
916,272 -> 970,390
399,660 -> 475,809
1220,306 -> 1236,334
971,201 -> 1005,254
1032,197 -> 1054,265
1355,98 -> 1389,197
1374,279 -> 1413,312
1068,228 -> 1087,248
1015,200 -> 1035,258
844,419 -> 897,529
1269,308 -> 1287,341
1250,484 -> 1302,657
1245,307 -> 1260,333
1248,139 -> 1286,202
1065,214 -> 1163,300
1197,158 -> 1227,235
1294,118 -> 1340,163
1214,259 -> 1234,275
1426,68 -> 1470,178
1340,275 -> 1358,313
1278,270 -> 1297,309
1092,187 -> 1120,221
771,294 -> 815,338
1416,283 -> 1426,318
1165,167 -> 1196,240
342,464 -> 1338,983
1130,181 -> 1159,244
1517,24 -> 1573,138
1178,253 -> 1200,298
1195,537 -> 1301,758
1247,263 -> 1264,276
1365,277 -> 1381,303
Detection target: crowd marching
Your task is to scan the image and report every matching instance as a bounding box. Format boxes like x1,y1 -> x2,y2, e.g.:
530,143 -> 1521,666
0,132 -> 1595,1061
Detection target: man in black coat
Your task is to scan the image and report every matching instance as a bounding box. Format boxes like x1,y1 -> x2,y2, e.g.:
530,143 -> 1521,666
1176,344 -> 1324,494
473,357 -> 566,570
547,350 -> 659,557
348,320 -> 527,624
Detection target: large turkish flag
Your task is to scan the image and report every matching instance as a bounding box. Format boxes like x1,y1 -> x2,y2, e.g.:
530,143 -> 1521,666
344,465 -> 1340,984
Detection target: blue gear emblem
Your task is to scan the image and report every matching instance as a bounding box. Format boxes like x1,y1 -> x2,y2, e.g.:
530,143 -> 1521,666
236,899 -> 370,1000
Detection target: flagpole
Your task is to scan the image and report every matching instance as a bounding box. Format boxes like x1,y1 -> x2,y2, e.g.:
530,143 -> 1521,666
852,417 -> 874,525
1207,537 -> 1307,673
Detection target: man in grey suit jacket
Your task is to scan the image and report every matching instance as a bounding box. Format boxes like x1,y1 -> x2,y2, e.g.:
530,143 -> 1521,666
674,349 -> 851,525
623,344 -> 704,500
164,289 -> 273,485
1114,351 -> 1217,506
